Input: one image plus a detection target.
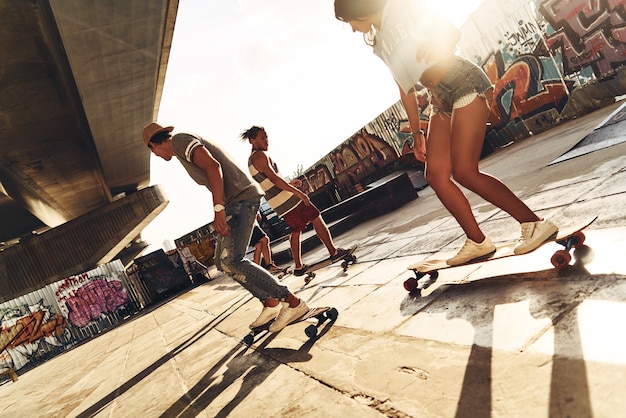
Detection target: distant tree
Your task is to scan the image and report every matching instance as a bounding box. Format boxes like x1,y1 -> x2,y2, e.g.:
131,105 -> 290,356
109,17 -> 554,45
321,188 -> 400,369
291,164 -> 304,179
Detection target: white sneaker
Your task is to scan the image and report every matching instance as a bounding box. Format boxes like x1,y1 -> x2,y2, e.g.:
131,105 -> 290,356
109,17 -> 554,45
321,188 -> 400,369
268,300 -> 309,333
446,237 -> 496,266
249,304 -> 281,329
514,219 -> 558,254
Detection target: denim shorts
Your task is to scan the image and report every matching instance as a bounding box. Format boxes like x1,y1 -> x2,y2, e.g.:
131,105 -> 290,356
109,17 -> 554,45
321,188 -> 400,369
430,56 -> 493,116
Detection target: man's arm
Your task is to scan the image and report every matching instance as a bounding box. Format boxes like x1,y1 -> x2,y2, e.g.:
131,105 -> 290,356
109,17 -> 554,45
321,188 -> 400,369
192,146 -> 231,236
251,151 -> 311,205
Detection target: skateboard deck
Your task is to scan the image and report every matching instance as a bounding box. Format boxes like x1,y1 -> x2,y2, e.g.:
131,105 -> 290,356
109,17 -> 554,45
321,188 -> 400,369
303,245 -> 358,284
242,306 -> 338,346
404,217 -> 597,293
268,265 -> 291,279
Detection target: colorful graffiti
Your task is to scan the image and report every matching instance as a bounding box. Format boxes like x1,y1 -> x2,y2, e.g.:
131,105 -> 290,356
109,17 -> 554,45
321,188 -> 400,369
539,0 -> 626,78
302,164 -> 334,194
484,51 -> 573,129
291,0 -> 626,206
1,302 -> 67,370
330,129 -> 399,192
57,276 -> 130,328
1,261 -> 143,371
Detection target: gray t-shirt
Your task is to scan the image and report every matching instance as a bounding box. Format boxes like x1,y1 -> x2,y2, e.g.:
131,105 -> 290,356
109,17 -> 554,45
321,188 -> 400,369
171,133 -> 263,205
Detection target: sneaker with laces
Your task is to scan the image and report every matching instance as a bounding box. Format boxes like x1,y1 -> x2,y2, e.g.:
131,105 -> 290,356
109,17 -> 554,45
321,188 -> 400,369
446,237 -> 496,266
249,304 -> 281,329
293,264 -> 309,276
330,247 -> 350,262
269,300 -> 309,333
514,219 -> 558,255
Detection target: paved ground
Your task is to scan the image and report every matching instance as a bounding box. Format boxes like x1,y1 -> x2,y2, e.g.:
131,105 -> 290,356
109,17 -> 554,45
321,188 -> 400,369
2,102 -> 626,418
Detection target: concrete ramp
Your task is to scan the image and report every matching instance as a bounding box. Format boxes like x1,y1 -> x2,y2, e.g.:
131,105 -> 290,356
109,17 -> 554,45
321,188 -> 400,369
549,100 -> 626,165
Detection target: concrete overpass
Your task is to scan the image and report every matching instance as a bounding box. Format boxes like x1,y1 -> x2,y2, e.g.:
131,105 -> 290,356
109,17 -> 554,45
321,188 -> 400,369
0,0 -> 178,302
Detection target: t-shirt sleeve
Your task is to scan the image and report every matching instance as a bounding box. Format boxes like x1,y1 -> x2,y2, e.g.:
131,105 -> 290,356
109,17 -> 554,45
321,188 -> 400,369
172,134 -> 203,162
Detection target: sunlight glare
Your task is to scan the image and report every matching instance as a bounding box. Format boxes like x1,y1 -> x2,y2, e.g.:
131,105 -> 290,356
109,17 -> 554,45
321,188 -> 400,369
428,0 -> 484,27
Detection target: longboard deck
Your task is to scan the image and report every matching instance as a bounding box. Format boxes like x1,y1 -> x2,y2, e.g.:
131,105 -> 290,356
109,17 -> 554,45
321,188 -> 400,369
303,245 -> 358,283
243,306 -> 338,345
404,217 -> 597,292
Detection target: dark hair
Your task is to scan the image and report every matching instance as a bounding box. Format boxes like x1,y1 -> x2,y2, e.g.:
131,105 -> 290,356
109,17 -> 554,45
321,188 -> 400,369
150,131 -> 171,145
240,125 -> 265,142
334,0 -> 386,22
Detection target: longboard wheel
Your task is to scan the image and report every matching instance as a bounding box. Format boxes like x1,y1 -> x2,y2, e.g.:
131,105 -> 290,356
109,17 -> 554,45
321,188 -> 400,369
551,249 -> 572,269
404,277 -> 418,292
571,231 -> 586,248
305,324 -> 318,339
326,308 -> 339,321
243,334 -> 254,346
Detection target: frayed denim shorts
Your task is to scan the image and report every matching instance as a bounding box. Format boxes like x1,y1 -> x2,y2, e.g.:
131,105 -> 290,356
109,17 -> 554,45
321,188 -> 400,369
430,56 -> 493,117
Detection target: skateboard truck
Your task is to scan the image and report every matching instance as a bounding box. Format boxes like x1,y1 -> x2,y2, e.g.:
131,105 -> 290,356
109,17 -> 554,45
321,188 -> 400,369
303,246 -> 358,284
550,230 -> 586,268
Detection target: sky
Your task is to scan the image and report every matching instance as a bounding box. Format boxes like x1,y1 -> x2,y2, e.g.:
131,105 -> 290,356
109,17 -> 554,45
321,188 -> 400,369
142,0 -> 484,252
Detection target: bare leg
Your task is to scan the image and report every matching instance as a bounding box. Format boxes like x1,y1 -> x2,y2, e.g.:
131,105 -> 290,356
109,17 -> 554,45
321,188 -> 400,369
426,113 -> 486,243
449,97 -> 540,224
253,242 -> 262,265
259,236 -> 273,266
311,216 -> 338,257
289,231 -> 303,268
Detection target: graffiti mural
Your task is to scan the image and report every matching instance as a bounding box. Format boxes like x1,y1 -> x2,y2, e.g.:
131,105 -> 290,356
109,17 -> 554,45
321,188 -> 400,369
484,51 -> 573,129
328,129 -> 398,194
289,0 -> 626,208
539,0 -> 626,78
303,164 -> 334,194
0,260 -> 141,371
0,301 -> 68,371
56,274 -> 130,328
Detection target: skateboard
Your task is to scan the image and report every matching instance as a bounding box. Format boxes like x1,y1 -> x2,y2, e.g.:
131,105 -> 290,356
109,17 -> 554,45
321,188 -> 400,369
404,217 -> 597,293
267,264 -> 292,279
242,306 -> 339,346
302,246 -> 358,284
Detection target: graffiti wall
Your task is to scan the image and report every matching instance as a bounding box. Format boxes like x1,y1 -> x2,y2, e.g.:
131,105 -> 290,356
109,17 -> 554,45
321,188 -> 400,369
295,0 -> 626,204
460,0 -> 626,148
0,260 -> 141,372
296,101 -> 426,201
132,250 -> 193,301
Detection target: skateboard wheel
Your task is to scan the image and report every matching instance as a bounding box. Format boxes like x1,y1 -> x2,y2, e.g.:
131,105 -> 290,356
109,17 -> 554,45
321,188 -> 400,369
326,308 -> 339,321
571,231 -> 586,248
351,255 -> 357,263
305,324 -> 318,339
551,249 -> 572,269
243,335 -> 254,346
404,277 -> 418,292
341,261 -> 347,269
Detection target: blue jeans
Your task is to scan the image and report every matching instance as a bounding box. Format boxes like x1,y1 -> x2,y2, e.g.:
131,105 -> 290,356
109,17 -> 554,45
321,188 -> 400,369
214,198 -> 290,301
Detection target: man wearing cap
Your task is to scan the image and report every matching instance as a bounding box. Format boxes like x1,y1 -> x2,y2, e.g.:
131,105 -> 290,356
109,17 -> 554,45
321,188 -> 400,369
142,123 -> 309,332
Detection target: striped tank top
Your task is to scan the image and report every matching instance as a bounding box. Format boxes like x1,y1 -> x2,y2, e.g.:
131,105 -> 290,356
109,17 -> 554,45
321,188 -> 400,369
248,151 -> 301,217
